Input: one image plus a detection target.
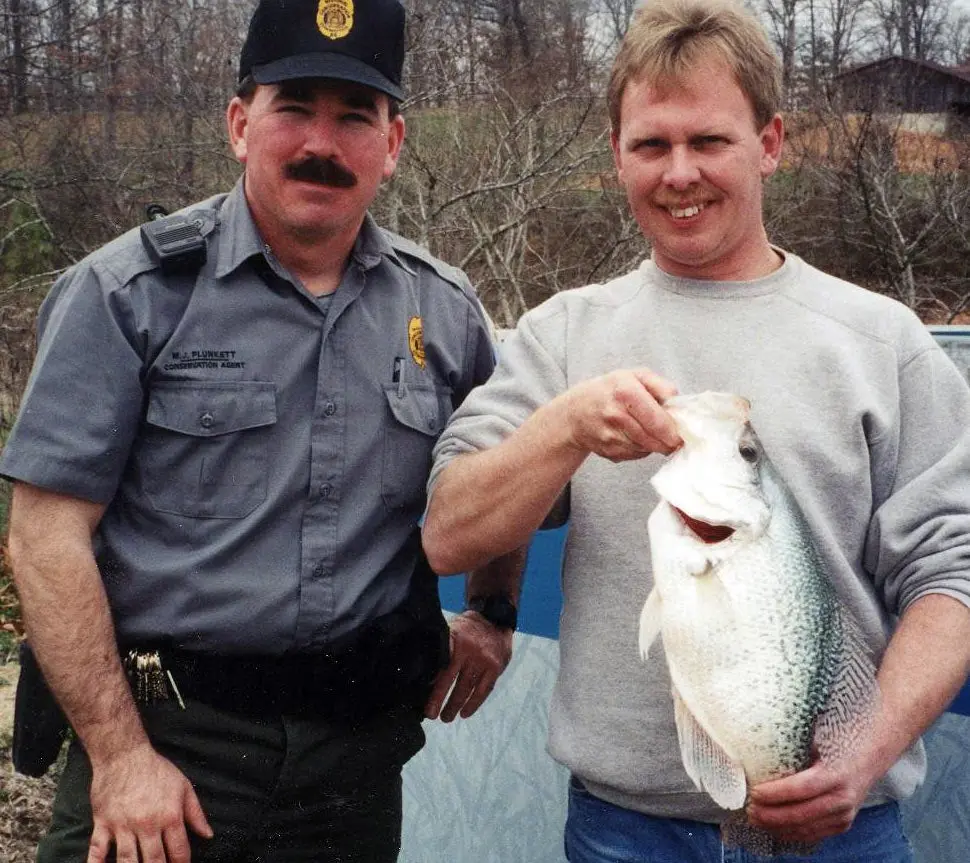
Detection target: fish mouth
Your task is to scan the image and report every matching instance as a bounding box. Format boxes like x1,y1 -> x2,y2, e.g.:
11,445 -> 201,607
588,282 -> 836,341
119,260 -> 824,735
672,506 -> 736,544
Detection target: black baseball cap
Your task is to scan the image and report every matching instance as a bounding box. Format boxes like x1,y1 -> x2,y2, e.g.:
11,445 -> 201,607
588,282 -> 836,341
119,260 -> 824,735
239,0 -> 406,101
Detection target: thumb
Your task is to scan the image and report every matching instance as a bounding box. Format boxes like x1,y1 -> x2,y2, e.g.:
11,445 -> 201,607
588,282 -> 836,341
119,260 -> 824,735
183,784 -> 214,838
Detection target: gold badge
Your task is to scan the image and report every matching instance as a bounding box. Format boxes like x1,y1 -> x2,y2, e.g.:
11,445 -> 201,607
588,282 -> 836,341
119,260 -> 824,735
408,317 -> 426,369
317,0 -> 353,40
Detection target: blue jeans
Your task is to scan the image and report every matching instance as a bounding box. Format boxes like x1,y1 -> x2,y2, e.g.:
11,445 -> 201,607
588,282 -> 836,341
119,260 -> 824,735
564,777 -> 914,863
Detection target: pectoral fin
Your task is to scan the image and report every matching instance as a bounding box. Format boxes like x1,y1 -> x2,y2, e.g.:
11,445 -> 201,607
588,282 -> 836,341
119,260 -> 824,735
638,588 -> 662,660
672,686 -> 747,810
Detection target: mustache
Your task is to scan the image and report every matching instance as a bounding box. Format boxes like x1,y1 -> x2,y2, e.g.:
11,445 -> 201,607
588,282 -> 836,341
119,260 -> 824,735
285,157 -> 357,188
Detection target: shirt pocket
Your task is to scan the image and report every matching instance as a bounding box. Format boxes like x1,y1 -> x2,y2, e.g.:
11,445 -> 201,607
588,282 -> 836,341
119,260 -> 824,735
381,384 -> 452,512
140,381 -> 277,519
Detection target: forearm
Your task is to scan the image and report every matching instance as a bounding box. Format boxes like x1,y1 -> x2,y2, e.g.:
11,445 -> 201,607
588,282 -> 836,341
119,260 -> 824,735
465,546 -> 529,604
424,397 -> 586,574
8,485 -> 148,767
866,592 -> 970,779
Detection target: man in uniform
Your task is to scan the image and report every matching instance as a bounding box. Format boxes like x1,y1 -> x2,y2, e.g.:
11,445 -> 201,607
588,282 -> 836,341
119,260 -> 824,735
1,1 -> 522,861
423,0 -> 970,860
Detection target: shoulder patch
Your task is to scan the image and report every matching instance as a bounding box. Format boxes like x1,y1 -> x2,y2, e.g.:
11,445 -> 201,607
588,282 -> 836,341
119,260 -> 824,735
381,228 -> 472,295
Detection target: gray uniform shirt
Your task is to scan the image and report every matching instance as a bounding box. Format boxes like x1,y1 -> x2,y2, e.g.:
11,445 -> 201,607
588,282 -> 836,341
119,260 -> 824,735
1,180 -> 495,655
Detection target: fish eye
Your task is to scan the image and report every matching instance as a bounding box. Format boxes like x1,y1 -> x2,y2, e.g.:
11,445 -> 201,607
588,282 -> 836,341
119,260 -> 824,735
739,442 -> 759,464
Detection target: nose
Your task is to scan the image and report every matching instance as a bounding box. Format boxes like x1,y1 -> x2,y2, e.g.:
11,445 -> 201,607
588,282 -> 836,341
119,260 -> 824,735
301,113 -> 341,159
662,145 -> 700,190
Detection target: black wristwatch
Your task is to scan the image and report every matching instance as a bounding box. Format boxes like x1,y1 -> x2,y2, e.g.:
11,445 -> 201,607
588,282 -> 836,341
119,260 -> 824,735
466,594 -> 518,632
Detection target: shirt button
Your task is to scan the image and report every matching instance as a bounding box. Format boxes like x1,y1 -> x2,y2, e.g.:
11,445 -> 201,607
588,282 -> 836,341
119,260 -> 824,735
324,402 -> 336,417
199,412 -> 214,429
320,483 -> 333,498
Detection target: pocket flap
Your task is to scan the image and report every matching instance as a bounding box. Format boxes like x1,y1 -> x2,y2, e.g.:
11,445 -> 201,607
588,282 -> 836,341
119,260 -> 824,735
383,385 -> 450,436
147,381 -> 277,437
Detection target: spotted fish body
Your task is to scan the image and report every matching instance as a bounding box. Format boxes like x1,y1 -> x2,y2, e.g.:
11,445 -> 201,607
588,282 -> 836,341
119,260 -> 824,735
639,392 -> 876,850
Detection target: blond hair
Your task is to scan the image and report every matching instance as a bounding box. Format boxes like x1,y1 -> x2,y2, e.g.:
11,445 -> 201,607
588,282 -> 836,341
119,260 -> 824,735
607,0 -> 781,131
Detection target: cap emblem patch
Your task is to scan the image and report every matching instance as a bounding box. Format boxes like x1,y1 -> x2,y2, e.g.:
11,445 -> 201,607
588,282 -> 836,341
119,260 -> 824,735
317,0 -> 354,40
408,316 -> 426,369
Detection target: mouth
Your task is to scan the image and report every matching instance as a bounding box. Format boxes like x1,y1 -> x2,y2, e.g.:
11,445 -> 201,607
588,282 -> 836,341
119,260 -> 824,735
663,202 -> 706,220
672,506 -> 735,544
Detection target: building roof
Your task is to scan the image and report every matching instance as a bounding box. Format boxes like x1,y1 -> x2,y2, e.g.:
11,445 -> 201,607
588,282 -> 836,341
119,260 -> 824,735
836,56 -> 970,85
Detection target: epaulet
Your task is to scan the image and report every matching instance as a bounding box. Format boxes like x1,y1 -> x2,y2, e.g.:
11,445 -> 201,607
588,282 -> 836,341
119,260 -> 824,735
381,229 -> 471,295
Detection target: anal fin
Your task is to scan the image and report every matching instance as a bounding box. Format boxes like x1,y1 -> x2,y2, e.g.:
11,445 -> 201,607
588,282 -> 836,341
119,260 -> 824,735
672,686 -> 747,811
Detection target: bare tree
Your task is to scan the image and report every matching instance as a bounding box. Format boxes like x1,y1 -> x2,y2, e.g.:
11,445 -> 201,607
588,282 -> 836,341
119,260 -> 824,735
7,0 -> 30,112
940,11 -> 970,65
813,0 -> 870,80
595,0 -> 638,44
771,107 -> 970,317
762,0 -> 802,103
868,0 -> 953,61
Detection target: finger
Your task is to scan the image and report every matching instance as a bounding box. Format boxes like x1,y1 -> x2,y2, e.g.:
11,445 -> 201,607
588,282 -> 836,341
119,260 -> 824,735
86,825 -> 113,863
424,628 -> 459,718
623,394 -> 681,451
113,830 -> 139,863
459,674 -> 497,719
632,368 -> 679,403
748,800 -> 816,829
183,784 -> 214,839
424,661 -> 461,719
440,671 -> 479,723
163,824 -> 194,863
137,831 -> 167,863
749,764 -> 831,805
748,793 -> 855,833
607,405 -> 678,456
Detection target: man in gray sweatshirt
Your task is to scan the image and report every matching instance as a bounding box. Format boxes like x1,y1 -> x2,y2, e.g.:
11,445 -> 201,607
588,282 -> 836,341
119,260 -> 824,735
422,0 -> 970,859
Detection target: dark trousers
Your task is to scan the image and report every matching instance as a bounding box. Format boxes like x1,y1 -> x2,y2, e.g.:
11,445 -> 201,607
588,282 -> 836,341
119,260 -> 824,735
37,696 -> 426,863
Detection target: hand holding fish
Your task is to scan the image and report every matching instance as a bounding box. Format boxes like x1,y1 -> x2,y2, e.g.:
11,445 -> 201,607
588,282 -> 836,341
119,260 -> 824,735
747,589 -> 970,848
745,748 -> 882,846
559,368 -> 681,460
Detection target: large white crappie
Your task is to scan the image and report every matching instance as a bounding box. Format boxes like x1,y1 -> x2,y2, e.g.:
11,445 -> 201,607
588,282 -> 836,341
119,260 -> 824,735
639,392 -> 877,853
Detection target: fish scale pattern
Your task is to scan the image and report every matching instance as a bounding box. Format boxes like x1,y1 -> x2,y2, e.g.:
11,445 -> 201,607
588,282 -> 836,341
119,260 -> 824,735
645,393 -> 879,853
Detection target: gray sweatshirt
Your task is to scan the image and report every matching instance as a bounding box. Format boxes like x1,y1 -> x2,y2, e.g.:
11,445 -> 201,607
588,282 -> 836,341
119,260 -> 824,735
429,252 -> 970,822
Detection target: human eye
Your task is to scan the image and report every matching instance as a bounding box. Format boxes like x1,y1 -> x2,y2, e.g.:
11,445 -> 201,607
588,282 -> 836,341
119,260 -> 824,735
632,138 -> 667,155
694,135 -> 728,149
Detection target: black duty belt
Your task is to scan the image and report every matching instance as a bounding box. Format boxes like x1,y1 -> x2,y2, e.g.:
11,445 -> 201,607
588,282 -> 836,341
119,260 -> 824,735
124,607 -> 447,722
122,552 -> 450,722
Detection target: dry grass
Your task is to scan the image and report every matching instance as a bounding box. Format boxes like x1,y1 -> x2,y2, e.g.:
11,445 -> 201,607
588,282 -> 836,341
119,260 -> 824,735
783,113 -> 967,173
0,758 -> 57,863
